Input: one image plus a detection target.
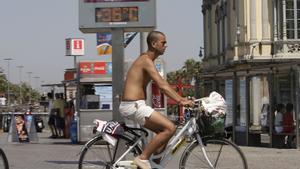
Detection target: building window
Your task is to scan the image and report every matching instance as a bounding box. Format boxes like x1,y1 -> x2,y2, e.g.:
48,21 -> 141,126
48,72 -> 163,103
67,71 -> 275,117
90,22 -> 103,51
285,0 -> 300,39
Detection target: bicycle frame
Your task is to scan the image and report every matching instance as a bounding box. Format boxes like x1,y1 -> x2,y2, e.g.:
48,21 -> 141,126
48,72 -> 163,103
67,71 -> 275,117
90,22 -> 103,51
150,115 -> 215,169
152,118 -> 196,168
112,117 -> 214,169
111,99 -> 217,169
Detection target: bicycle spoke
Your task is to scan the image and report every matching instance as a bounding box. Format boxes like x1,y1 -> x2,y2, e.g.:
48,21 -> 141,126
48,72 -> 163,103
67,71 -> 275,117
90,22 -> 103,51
180,139 -> 247,169
81,144 -> 113,169
78,135 -> 142,169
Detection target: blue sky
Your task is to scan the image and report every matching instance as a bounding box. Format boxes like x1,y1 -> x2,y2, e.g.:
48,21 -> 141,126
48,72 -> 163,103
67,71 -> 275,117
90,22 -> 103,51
0,0 -> 203,88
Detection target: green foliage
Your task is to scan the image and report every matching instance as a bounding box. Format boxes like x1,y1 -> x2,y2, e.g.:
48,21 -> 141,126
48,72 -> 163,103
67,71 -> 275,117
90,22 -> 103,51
0,75 -> 40,105
167,58 -> 204,98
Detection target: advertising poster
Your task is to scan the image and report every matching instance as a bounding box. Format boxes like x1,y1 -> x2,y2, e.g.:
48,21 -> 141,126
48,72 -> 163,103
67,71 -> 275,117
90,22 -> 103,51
239,78 -> 246,126
225,80 -> 233,126
15,115 -> 29,142
96,32 -> 138,56
97,33 -> 112,56
79,61 -> 112,75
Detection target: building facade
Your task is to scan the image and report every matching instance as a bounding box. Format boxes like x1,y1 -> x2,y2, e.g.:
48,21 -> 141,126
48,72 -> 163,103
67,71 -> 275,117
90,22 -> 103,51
202,0 -> 300,148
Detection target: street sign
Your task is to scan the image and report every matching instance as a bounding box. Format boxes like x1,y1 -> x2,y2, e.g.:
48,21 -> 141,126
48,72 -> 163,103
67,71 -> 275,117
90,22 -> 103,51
66,38 -> 85,56
79,0 -> 156,33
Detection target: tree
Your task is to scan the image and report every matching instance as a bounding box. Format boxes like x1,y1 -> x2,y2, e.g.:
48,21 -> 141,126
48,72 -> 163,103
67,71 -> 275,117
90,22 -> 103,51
0,75 -> 40,106
166,59 -> 204,119
167,59 -> 204,98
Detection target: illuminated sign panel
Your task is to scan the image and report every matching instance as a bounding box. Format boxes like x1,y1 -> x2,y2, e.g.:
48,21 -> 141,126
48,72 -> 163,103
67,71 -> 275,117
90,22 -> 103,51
79,0 -> 156,33
79,61 -> 112,75
66,38 -> 85,56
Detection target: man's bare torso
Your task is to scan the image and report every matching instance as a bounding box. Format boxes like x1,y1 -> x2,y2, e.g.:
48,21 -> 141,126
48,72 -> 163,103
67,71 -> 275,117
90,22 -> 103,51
122,54 -> 152,101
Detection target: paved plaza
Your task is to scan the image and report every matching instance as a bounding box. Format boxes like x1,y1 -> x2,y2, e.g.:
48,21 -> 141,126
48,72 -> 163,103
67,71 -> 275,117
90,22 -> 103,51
0,130 -> 300,169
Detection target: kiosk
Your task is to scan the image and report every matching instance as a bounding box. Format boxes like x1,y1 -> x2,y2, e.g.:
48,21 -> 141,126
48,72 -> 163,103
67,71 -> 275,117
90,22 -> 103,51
77,61 -> 113,142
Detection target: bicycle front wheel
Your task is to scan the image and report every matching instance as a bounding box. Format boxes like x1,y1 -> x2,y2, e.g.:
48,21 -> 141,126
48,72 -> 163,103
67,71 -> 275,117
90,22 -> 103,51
179,138 -> 247,169
0,148 -> 9,169
78,135 -> 142,169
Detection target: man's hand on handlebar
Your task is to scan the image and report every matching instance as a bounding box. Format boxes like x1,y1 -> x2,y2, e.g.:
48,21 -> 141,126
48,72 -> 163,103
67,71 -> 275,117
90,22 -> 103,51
178,97 -> 195,107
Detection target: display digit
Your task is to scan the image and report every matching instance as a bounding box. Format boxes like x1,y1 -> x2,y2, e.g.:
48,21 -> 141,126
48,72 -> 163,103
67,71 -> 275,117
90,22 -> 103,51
97,8 -> 111,22
112,8 -> 122,22
129,7 -> 138,21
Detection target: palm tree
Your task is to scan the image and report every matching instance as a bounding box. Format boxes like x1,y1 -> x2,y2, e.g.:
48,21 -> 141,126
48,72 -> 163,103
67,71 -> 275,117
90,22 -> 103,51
182,59 -> 196,84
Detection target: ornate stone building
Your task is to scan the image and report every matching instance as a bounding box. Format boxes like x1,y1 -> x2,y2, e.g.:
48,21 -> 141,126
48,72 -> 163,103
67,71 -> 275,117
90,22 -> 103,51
202,0 -> 300,148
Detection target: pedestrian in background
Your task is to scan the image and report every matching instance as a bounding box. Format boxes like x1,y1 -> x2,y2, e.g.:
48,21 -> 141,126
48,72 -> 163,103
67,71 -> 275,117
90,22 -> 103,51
64,93 -> 75,138
47,92 -> 58,138
283,103 -> 295,148
274,103 -> 285,133
53,93 -> 66,138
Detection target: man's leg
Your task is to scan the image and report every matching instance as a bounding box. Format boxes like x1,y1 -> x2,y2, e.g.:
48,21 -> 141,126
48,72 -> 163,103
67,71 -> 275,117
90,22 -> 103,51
138,111 -> 176,160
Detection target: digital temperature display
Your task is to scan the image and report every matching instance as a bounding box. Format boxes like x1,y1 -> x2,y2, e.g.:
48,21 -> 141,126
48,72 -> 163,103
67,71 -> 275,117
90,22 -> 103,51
95,7 -> 138,22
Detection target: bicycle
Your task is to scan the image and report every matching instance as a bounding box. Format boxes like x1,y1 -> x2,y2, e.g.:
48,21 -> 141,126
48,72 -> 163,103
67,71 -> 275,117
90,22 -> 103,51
78,95 -> 248,169
0,148 -> 9,169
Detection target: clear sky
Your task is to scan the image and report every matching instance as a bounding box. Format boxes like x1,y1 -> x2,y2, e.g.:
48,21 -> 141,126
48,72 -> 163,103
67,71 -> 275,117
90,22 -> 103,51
0,0 -> 203,89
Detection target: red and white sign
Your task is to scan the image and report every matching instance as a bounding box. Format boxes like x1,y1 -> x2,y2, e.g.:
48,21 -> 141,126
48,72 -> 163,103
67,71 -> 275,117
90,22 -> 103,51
79,61 -> 107,75
66,38 -> 85,56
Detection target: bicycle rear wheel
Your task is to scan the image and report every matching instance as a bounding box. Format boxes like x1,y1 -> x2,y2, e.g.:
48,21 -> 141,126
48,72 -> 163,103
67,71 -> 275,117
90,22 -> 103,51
179,138 -> 247,169
0,148 -> 9,169
78,135 -> 142,169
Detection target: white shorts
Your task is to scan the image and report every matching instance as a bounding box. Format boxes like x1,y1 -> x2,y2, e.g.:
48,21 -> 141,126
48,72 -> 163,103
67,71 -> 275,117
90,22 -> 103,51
119,100 -> 154,126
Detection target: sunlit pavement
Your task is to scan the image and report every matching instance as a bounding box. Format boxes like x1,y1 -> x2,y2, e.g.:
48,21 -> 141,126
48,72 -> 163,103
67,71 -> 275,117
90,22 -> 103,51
0,130 -> 300,169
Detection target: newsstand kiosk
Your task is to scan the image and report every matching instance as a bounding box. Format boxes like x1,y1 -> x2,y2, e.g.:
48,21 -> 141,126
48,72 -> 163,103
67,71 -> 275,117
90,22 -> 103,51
77,61 -> 113,142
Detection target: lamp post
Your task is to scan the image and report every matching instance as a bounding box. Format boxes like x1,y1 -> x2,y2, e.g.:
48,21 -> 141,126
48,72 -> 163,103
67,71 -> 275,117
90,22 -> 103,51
17,65 -> 24,105
40,80 -> 45,94
33,76 -> 40,91
199,46 -> 204,59
27,71 -> 32,104
4,58 -> 13,107
27,72 -> 32,86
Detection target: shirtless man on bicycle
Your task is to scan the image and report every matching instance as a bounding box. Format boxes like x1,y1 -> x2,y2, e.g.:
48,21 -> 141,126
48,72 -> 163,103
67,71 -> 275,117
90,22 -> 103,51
119,31 -> 194,169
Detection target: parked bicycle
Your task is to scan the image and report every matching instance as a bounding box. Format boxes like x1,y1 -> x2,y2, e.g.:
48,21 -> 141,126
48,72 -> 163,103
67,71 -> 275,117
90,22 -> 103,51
78,92 -> 248,169
0,148 -> 9,169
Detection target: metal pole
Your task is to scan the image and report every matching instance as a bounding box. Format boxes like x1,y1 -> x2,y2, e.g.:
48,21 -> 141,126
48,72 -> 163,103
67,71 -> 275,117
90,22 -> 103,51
74,56 -> 77,70
111,28 -> 124,122
17,65 -> 24,104
27,71 -> 32,104
34,76 -> 40,91
27,72 -> 32,86
4,58 -> 12,107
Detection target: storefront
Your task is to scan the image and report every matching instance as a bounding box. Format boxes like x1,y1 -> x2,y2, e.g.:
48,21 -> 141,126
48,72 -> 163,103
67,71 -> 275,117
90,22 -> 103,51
202,60 -> 300,149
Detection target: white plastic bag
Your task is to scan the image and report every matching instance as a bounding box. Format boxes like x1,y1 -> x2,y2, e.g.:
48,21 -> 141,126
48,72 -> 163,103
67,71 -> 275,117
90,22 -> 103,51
201,91 -> 227,116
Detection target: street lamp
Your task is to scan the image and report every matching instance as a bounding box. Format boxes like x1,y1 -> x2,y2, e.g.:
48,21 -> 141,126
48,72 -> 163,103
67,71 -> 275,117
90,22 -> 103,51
17,65 -> 24,104
33,76 -> 40,91
4,58 -> 13,107
199,47 -> 204,59
27,71 -> 32,104
27,72 -> 32,87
